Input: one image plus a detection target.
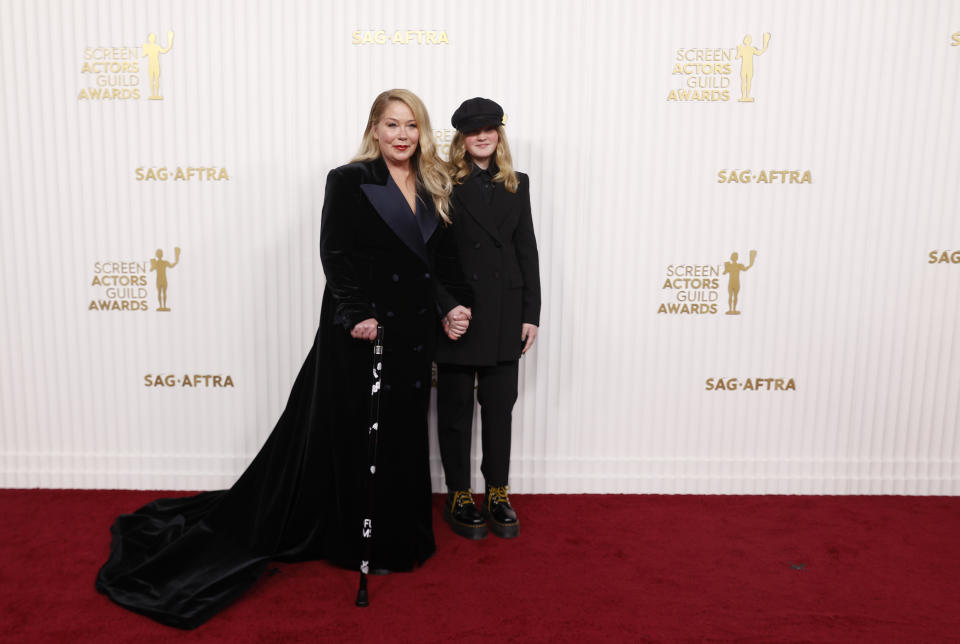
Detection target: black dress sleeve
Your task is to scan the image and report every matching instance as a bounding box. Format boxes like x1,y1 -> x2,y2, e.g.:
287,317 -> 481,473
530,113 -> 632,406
319,168 -> 377,330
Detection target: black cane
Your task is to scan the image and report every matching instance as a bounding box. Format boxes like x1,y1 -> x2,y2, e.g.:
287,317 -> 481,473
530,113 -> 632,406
356,325 -> 384,607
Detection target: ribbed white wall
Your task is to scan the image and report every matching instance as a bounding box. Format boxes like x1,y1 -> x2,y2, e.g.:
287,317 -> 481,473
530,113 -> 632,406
1,0 -> 959,493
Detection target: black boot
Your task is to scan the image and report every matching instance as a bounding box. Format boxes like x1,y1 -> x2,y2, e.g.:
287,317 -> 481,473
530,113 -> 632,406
444,490 -> 488,540
482,485 -> 519,538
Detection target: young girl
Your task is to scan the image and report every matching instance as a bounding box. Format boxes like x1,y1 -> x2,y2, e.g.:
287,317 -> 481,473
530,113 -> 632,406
436,97 -> 541,539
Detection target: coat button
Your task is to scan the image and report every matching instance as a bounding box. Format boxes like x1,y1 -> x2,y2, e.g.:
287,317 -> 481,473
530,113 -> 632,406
386,311 -> 394,318
474,242 -> 481,249
472,273 -> 478,281
494,272 -> 500,279
414,380 -> 422,389
424,272 -> 431,279
494,241 -> 502,248
418,307 -> 428,315
392,274 -> 400,282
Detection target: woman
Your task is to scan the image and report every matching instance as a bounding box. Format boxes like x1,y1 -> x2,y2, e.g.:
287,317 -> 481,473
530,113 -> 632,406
96,89 -> 471,628
436,98 -> 541,540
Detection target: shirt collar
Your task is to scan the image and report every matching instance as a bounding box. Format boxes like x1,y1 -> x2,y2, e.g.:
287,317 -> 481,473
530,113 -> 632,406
470,162 -> 498,179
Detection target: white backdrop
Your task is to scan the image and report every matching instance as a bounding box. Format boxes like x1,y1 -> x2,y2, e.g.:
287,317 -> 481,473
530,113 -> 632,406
2,0 -> 959,493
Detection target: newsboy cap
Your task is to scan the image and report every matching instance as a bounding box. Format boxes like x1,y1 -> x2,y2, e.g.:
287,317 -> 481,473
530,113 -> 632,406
451,97 -> 504,133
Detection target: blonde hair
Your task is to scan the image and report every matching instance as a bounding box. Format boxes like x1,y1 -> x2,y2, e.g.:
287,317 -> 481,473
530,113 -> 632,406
353,89 -> 452,223
448,125 -> 519,193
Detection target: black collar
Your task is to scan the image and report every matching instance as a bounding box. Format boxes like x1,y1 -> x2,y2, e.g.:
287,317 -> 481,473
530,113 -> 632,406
469,162 -> 498,179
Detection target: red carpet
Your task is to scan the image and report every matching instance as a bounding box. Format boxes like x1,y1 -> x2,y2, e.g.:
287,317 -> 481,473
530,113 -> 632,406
1,491 -> 958,643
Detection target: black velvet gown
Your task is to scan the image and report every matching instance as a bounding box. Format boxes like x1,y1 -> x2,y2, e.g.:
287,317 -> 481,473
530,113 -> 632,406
96,158 -> 467,629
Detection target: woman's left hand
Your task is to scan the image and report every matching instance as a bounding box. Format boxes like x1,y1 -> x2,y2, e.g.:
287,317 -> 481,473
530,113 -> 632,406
521,323 -> 538,354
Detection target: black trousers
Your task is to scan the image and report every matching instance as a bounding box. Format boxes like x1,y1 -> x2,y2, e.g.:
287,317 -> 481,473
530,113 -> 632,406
436,360 -> 519,491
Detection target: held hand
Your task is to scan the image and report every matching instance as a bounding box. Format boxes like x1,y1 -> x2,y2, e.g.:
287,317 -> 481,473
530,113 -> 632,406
445,305 -> 472,322
443,316 -> 469,340
350,318 -> 379,341
443,306 -> 471,341
444,324 -> 466,341
521,323 -> 538,354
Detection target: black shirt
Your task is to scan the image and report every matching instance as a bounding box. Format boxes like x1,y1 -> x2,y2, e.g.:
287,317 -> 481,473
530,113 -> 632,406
469,163 -> 497,205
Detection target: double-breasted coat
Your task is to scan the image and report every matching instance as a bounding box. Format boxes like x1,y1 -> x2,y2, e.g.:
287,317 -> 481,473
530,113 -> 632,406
435,171 -> 541,365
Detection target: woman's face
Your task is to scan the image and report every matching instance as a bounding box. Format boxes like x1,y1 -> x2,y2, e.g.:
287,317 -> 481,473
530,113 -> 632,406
464,127 -> 499,168
373,100 -> 419,166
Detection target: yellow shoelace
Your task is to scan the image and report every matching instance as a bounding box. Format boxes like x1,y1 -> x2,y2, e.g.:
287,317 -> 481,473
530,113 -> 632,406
451,489 -> 475,511
486,485 -> 510,508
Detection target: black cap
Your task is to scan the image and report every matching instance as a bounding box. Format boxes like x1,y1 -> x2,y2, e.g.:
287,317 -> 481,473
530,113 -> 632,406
451,97 -> 504,133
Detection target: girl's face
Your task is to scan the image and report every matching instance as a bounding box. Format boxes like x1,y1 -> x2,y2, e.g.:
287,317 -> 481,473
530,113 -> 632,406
373,101 -> 419,166
464,127 -> 498,168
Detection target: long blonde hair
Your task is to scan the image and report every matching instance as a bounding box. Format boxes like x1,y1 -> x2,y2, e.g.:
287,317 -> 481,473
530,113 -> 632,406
353,89 -> 452,223
448,125 -> 519,193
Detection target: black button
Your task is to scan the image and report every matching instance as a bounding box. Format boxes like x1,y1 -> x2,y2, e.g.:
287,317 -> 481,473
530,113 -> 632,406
424,272 -> 431,278
414,380 -> 422,389
392,274 -> 399,282
386,311 -> 394,318
474,242 -> 481,249
413,344 -> 423,352
494,241 -> 502,248
418,307 -> 428,315
472,273 -> 478,281
494,272 -> 500,279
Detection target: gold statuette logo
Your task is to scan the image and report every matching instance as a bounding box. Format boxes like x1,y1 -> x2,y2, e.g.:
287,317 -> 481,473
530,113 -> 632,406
659,251 -> 759,317
668,32 -> 771,103
723,250 -> 756,315
150,247 -> 180,312
78,30 -> 175,102
952,31 -> 960,46
142,31 -> 175,100
735,33 -> 771,102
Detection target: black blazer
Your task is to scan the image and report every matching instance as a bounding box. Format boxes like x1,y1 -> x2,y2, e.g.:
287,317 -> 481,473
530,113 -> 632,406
436,171 -> 541,366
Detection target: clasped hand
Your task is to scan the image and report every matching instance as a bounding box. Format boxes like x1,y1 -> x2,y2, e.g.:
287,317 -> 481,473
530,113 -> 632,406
442,305 -> 471,341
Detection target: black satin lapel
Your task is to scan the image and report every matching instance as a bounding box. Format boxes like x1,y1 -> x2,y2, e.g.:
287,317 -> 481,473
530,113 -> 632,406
416,195 -> 438,242
361,179 -> 430,265
455,182 -> 503,245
